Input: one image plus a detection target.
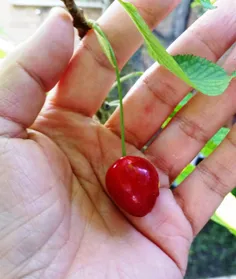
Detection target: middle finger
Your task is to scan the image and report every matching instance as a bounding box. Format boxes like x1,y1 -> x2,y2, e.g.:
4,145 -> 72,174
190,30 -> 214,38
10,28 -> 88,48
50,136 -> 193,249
49,0 -> 179,116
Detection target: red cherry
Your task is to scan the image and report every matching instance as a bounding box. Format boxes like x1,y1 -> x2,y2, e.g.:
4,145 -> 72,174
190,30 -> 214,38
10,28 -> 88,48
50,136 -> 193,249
106,156 -> 160,217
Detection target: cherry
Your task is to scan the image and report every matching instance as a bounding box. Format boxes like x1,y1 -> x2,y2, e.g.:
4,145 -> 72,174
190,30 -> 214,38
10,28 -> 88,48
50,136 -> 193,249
106,156 -> 160,217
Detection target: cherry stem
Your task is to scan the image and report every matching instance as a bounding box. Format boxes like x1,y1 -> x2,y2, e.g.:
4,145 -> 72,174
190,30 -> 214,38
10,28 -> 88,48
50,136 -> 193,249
88,20 -> 127,157
115,65 -> 126,157
60,0 -> 91,38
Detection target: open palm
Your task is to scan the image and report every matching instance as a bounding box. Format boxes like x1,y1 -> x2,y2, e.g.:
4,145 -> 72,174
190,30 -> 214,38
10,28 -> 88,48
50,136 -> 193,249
1,1 -> 236,278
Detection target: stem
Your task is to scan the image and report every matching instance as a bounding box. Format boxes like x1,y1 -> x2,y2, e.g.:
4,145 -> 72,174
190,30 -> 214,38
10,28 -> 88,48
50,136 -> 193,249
111,72 -> 143,91
115,65 -> 126,157
60,0 -> 91,38
88,20 -> 127,157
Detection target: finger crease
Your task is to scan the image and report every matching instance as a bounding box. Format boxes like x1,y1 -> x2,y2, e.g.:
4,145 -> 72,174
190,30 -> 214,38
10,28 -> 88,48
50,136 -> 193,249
197,163 -> 229,199
188,29 -> 218,61
81,40 -> 116,73
142,76 -> 179,109
15,60 -> 47,93
174,115 -> 209,144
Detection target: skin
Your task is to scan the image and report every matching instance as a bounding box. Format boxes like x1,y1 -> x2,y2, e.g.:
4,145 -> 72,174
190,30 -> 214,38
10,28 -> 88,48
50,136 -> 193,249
0,0 -> 236,278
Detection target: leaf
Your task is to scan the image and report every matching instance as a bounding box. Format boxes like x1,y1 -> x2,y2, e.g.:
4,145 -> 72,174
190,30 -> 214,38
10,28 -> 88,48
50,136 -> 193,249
118,0 -> 232,96
179,92 -> 193,106
94,29 -> 115,68
201,140 -> 217,157
191,0 -> 216,9
174,55 -> 231,96
211,193 -> 236,236
201,127 -> 230,157
211,127 -> 230,145
232,71 -> 236,78
88,20 -> 117,68
200,0 -> 216,10
162,93 -> 193,128
175,164 -> 195,185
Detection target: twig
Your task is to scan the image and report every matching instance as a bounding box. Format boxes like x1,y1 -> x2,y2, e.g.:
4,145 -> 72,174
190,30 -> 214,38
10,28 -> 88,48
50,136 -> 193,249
60,0 -> 91,38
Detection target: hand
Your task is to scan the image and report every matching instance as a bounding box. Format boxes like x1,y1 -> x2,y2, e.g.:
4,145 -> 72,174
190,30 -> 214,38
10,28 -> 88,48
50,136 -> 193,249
0,1 -> 235,278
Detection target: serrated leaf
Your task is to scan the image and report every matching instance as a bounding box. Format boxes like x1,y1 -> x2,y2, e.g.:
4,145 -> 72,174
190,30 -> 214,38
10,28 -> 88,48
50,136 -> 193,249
118,0 -> 231,96
175,164 -> 195,185
174,55 -> 231,96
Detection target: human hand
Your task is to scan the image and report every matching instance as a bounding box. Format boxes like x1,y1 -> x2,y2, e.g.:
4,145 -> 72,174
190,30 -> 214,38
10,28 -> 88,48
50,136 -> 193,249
0,0 -> 236,278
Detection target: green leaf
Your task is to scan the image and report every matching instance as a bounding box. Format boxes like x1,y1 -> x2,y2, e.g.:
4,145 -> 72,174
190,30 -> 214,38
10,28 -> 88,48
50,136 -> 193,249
175,164 -> 195,185
191,0 -> 216,9
211,193 -> 236,236
191,0 -> 201,8
211,127 -> 230,145
200,0 -> 216,10
118,0 -> 231,96
162,93 -> 193,128
201,140 -> 217,157
232,71 -> 236,78
93,28 -> 115,68
179,92 -> 193,106
201,127 -> 230,157
174,55 -> 231,96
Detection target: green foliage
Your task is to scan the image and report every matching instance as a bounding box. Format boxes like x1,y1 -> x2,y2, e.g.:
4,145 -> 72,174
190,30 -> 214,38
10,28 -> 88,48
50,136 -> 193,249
192,0 -> 216,9
118,0 -> 234,96
174,55 -> 232,96
175,164 -> 195,185
201,127 -> 230,157
162,93 -> 192,128
88,20 -> 116,68
186,220 -> 236,278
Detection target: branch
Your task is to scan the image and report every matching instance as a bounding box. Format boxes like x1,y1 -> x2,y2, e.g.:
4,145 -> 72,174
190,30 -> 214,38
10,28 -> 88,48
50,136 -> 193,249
60,0 -> 91,38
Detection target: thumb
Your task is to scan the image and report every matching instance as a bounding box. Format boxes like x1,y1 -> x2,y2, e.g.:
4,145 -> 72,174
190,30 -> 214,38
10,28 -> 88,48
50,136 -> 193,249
0,8 -> 74,137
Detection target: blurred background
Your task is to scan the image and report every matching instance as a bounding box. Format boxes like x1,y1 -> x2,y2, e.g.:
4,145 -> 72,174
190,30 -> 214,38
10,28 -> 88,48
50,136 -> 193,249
0,1 -> 235,278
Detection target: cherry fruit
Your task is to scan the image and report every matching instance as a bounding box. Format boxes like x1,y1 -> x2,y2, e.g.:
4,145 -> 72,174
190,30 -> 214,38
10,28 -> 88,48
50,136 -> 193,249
106,156 -> 160,217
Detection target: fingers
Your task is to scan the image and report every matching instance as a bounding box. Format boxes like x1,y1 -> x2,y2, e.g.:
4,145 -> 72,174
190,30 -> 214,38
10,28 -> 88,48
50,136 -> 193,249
106,0 -> 236,148
146,44 -> 236,181
0,8 -> 74,137
173,123 -> 236,236
49,0 -> 180,116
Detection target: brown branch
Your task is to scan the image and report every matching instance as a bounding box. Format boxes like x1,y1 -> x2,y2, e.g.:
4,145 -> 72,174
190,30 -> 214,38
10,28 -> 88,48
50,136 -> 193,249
60,0 -> 91,38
